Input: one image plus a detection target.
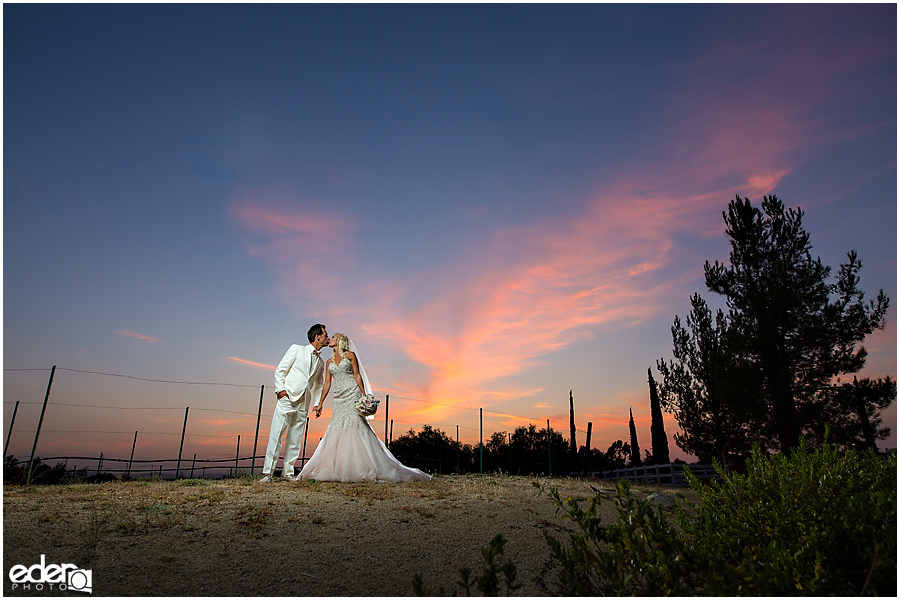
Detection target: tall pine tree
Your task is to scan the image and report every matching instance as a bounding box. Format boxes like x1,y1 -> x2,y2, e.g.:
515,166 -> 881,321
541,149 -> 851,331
705,196 -> 889,451
657,293 -> 757,464
663,195 -> 891,455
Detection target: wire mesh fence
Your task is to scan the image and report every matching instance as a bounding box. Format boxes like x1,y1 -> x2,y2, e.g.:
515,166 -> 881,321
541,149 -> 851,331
4,365 -> 636,482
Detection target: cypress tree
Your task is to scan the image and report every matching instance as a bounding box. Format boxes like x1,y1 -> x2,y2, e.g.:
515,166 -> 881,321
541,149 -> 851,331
648,368 -> 670,465
628,408 -> 642,467
569,390 -> 577,460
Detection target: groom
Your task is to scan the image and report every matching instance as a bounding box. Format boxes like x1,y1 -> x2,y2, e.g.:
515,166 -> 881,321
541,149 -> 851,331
260,324 -> 330,482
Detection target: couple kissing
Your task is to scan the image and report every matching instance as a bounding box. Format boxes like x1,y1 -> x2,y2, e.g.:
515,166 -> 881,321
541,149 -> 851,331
260,324 -> 430,484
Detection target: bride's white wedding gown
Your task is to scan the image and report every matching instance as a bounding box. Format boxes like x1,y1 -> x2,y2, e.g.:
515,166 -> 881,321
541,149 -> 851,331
299,358 -> 431,483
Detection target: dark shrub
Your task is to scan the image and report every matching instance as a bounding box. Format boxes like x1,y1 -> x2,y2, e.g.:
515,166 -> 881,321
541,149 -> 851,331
539,440 -> 896,596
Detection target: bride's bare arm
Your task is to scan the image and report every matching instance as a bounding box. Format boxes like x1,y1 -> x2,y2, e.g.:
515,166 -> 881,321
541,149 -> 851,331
316,360 -> 333,417
348,352 -> 366,395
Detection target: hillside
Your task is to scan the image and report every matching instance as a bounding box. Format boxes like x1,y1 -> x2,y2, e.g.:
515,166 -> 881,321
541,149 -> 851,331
3,474 -> 691,596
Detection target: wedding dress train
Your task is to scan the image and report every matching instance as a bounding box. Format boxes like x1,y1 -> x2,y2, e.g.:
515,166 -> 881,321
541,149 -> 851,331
299,358 -> 431,483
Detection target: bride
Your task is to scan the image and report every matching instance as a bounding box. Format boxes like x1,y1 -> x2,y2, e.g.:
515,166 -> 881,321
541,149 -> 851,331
299,333 -> 431,483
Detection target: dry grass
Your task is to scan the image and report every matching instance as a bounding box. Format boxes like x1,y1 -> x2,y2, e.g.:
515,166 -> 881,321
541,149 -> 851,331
3,474 -> 694,596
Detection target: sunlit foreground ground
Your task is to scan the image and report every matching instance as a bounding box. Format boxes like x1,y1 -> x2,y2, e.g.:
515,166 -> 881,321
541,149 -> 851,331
3,474 -> 695,596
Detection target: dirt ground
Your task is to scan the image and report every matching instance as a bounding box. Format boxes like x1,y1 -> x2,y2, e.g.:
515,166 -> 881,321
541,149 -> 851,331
3,474 -> 693,596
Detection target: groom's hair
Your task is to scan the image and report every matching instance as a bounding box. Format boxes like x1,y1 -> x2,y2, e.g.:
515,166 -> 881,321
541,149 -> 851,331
307,324 -> 326,343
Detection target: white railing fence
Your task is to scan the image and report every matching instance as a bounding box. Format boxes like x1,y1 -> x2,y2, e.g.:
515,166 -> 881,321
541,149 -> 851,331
601,462 -> 721,486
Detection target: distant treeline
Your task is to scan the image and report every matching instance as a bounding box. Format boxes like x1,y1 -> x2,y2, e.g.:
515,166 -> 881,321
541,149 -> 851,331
5,421 -> 667,484
387,423 -> 673,476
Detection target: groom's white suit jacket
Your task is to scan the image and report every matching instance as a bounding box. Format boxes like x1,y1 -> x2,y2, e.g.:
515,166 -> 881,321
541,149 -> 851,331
274,344 -> 325,409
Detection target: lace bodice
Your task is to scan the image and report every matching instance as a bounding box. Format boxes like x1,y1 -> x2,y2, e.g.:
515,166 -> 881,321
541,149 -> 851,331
328,359 -> 365,426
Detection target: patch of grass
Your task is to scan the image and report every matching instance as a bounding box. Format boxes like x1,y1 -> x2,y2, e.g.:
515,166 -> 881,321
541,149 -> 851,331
36,512 -> 60,524
223,471 -> 256,485
337,482 -> 395,500
235,504 -> 271,531
140,503 -> 180,529
184,489 -> 225,504
414,534 -> 520,596
80,496 -> 110,564
176,478 -> 209,487
116,517 -> 139,534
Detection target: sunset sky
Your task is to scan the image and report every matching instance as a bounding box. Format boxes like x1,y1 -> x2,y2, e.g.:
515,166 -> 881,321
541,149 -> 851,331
4,4 -> 897,471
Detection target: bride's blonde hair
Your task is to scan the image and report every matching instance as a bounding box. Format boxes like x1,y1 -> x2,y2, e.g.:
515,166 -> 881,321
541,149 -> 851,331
333,333 -> 350,361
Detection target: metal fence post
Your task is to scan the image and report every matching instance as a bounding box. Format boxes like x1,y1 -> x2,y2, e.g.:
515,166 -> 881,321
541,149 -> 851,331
234,435 -> 241,475
383,394 -> 390,445
126,431 -> 138,479
26,365 -> 56,484
300,417 -> 309,474
5,400 -> 20,458
176,407 -> 189,479
547,419 -> 553,477
583,421 -> 593,475
479,408 -> 483,474
251,385 -> 264,475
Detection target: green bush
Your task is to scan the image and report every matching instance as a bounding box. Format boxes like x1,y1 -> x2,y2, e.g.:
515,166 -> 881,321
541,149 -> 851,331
413,533 -> 520,596
539,480 -> 700,596
4,455 -> 71,485
539,441 -> 896,596
683,441 -> 896,596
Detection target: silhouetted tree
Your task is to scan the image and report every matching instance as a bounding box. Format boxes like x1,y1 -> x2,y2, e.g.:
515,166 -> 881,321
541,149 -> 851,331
389,424 -> 463,473
4,456 -> 70,485
817,376 -> 895,450
577,445 -> 608,474
507,424 -> 567,475
569,391 -> 577,461
704,195 -> 890,451
604,440 -> 629,470
657,293 -> 757,465
648,368 -> 670,465
484,431 -> 511,473
628,409 -> 642,467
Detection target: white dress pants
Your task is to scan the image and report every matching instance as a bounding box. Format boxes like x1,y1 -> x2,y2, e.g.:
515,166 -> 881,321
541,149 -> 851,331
263,396 -> 310,476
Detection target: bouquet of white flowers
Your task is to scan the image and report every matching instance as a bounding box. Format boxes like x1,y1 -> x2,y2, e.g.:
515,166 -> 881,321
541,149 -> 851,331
356,393 -> 379,417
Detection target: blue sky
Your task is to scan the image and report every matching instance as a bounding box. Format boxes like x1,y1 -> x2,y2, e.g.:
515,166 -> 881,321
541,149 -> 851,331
4,4 -> 896,465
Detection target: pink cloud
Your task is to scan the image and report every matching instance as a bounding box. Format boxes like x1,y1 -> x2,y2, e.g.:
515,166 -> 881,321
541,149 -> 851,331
357,185 -> 742,409
115,330 -> 161,343
227,356 -> 276,371
230,173 -> 781,421
228,188 -> 355,302
230,24 -> 882,437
